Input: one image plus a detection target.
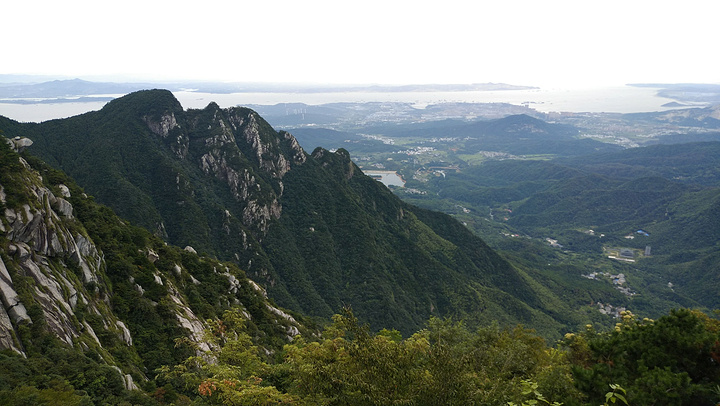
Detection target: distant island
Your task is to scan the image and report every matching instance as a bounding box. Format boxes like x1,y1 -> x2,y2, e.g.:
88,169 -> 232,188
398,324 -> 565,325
0,76 -> 537,103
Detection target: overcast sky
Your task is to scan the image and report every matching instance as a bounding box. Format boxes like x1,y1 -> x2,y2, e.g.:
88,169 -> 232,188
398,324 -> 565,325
4,0 -> 717,88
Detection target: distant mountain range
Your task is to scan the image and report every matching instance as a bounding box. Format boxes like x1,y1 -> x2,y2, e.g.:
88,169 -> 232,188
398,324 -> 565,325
0,76 -> 537,103
0,78 -> 155,100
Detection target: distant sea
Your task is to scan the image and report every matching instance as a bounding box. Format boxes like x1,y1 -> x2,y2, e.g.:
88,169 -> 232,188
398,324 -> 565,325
0,85 -> 680,123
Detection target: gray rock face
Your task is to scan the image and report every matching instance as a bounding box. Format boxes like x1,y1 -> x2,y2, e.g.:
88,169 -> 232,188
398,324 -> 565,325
144,112 -> 189,159
0,256 -> 29,354
200,149 -> 256,201
111,365 -> 139,391
6,136 -> 33,152
166,279 -> 212,353
57,184 -> 71,198
242,199 -> 281,234
0,305 -> 23,354
116,320 -> 133,346
143,112 -> 179,138
54,197 -> 74,218
147,249 -> 159,263
0,256 -> 30,324
0,161 -> 129,356
68,234 -> 101,285
240,113 -> 291,177
266,303 -> 300,340
182,105 -> 307,238
3,180 -> 83,259
1,133 -> 308,389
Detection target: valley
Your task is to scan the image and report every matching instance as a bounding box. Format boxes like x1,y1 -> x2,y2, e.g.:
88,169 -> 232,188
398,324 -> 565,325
274,99 -> 720,327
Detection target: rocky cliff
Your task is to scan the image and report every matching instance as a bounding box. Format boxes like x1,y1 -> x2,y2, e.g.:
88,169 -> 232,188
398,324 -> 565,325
0,139 -> 305,390
0,152 -> 139,387
12,90 -> 308,283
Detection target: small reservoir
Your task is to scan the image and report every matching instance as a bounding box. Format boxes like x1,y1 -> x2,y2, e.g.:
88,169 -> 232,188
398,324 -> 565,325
363,170 -> 406,187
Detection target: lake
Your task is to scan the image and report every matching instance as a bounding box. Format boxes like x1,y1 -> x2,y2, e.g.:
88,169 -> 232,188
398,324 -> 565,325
363,170 -> 406,188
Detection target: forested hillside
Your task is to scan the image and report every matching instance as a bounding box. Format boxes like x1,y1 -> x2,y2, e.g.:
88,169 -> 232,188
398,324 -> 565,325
1,90 -> 588,336
2,94 -> 720,404
0,138 -> 306,404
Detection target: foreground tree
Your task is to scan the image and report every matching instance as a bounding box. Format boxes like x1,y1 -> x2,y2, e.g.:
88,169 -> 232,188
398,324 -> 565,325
156,306 -> 719,405
155,309 -> 296,405
281,308 -> 581,405
565,309 -> 720,406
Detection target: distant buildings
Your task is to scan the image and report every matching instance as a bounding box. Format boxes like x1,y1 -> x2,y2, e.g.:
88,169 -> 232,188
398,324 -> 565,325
546,238 -> 563,248
596,302 -> 627,318
583,272 -> 635,298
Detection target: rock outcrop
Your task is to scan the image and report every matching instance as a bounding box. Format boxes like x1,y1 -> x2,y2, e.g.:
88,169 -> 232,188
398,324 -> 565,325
13,91 -> 312,286
5,136 -> 33,152
0,157 -> 128,356
187,105 -> 305,235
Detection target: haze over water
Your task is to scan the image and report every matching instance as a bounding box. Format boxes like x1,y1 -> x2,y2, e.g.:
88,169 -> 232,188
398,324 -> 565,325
0,85 -> 678,123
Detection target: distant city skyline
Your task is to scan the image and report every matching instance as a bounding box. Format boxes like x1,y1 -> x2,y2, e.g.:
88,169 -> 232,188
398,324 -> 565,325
4,0 -> 717,89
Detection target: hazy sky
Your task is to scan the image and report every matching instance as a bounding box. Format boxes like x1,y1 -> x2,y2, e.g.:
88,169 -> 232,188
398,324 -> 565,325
4,0 -> 717,88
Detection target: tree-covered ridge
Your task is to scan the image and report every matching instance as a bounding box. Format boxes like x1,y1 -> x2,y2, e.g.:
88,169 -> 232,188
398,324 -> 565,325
557,141 -> 720,187
265,146 -> 573,335
0,90 -> 591,336
0,139 -> 308,404
3,90 -> 297,259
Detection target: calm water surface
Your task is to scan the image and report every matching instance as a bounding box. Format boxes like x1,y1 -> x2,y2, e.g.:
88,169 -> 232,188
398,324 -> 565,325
0,86 -> 677,123
363,170 -> 406,188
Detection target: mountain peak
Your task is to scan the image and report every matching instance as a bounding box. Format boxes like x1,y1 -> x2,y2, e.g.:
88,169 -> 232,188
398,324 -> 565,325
102,89 -> 183,118
203,101 -> 221,111
312,147 -> 357,180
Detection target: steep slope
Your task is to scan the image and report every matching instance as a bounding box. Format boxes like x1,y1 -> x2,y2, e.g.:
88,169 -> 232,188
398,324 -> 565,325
1,139 -> 136,363
0,138 -> 305,401
265,147 -> 565,334
4,90 -> 303,263
1,90 -> 579,335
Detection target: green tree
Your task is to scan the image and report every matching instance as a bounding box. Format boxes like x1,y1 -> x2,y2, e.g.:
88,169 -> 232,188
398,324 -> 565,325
283,307 -> 429,405
156,309 -> 296,405
282,308 -> 581,405
566,309 -> 720,405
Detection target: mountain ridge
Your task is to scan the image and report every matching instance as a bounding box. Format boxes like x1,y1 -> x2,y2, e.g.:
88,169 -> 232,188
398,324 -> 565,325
0,139 -> 307,396
1,89 -> 584,336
